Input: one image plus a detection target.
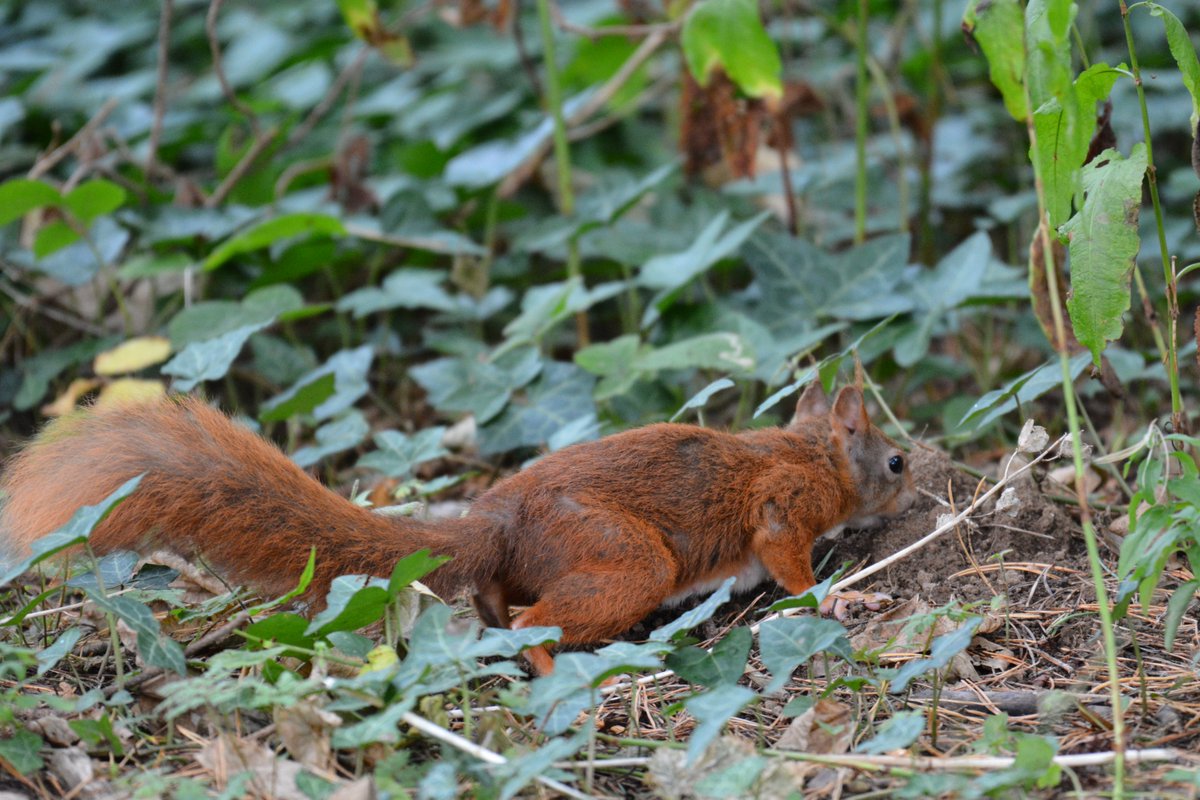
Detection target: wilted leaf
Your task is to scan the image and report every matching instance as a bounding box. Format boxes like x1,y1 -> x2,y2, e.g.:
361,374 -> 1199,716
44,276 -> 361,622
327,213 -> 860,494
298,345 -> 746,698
95,336 -> 172,375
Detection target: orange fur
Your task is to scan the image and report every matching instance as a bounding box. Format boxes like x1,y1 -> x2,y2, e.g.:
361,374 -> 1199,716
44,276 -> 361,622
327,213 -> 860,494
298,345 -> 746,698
0,386 -> 914,673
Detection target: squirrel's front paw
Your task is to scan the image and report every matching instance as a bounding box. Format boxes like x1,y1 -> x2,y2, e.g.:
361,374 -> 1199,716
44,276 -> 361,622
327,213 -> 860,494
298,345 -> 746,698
819,590 -> 893,621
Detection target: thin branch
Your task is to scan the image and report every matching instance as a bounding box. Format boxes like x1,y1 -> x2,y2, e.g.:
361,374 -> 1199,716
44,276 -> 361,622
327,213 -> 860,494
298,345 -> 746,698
286,47 -> 370,149
548,0 -> 680,40
205,126 -> 278,208
497,28 -> 669,198
206,0 -> 259,133
28,99 -> 118,180
147,0 -> 174,177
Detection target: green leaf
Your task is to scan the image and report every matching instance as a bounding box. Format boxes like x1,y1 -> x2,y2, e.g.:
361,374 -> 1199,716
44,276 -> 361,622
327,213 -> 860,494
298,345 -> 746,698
86,591 -> 187,674
32,220 -> 80,258
64,179 -> 125,224
684,684 -> 757,765
0,475 -> 142,587
635,333 -> 755,375
639,211 -> 769,293
1032,63 -> 1121,228
651,577 -> 736,641
856,710 -> 926,754
357,427 -> 449,478
743,232 -> 912,332
1164,579 -> 1200,651
411,347 -> 542,425
670,378 -> 736,422
963,0 -> 1027,120
957,352 -> 1090,431
161,322 -> 270,392
386,550 -> 452,596
203,213 -> 345,271
1145,3 -> 1200,136
336,268 -> 459,317
261,346 -> 374,423
1062,145 -> 1147,366
36,628 -> 83,676
889,616 -> 983,693
574,335 -> 642,401
757,616 -> 850,693
0,178 -> 61,226
307,576 -> 390,636
0,728 -> 43,774
666,626 -> 751,687
291,411 -> 370,468
478,361 -> 596,456
681,0 -> 782,100
168,285 -> 305,348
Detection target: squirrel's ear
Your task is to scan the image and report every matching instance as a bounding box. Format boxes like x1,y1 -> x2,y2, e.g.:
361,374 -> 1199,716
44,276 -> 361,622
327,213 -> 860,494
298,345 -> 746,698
831,386 -> 870,435
788,381 -> 829,428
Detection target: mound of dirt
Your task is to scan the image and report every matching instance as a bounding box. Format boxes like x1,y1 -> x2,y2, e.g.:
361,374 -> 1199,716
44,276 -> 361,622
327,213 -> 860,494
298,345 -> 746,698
815,443 -> 1086,606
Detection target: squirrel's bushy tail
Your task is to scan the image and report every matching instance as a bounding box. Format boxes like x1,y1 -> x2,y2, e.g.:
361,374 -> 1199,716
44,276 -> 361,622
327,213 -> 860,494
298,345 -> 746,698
0,397 -> 496,601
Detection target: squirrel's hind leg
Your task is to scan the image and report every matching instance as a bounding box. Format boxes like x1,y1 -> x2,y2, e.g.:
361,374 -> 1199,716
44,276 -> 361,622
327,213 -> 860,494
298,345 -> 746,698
510,523 -> 677,675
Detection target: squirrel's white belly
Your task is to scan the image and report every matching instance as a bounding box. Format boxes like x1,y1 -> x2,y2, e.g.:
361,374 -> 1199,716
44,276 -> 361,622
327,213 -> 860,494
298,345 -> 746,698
662,555 -> 769,607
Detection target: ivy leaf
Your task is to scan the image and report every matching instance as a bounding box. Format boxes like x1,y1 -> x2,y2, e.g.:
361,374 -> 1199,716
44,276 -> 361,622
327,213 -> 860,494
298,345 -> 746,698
85,591 -> 187,674
856,710 -> 926,754
639,210 -> 769,293
743,232 -> 912,331
651,577 -> 736,641
670,378 -> 736,422
889,616 -> 983,694
411,347 -> 542,425
666,626 -> 751,687
36,628 -> 83,676
684,684 -> 758,765
336,268 -> 458,317
161,322 -> 269,392
357,427 -> 449,478
957,352 -> 1090,432
758,616 -> 851,693
261,346 -> 374,423
168,285 -> 305,348
963,0 -> 1027,120
291,411 -> 370,468
681,0 -> 782,100
1061,145 -> 1147,367
0,729 -> 44,774
635,333 -> 754,375
307,575 -> 390,636
478,361 -> 596,456
203,213 -> 345,271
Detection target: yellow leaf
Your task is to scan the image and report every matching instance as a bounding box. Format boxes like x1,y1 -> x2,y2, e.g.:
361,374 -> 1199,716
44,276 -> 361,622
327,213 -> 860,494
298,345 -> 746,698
41,378 -> 101,416
362,644 -> 399,674
96,379 -> 166,409
94,336 -> 172,375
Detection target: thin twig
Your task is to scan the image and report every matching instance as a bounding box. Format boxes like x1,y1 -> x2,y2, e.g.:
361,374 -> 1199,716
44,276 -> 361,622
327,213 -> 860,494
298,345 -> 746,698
400,711 -> 595,800
206,0 -> 259,133
286,47 -> 370,149
497,28 -> 669,198
28,99 -> 118,180
205,127 -> 278,208
147,0 -> 174,177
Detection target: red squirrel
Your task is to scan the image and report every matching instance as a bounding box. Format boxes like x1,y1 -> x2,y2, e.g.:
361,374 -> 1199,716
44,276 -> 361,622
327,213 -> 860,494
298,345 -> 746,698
0,383 -> 914,675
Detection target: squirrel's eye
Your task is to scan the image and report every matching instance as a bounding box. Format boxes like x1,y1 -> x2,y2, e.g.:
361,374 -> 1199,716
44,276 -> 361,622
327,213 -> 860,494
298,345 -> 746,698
888,455 -> 904,474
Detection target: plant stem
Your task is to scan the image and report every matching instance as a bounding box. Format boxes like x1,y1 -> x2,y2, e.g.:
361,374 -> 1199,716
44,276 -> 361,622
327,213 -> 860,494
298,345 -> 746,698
854,0 -> 869,244
1119,0 -> 1182,424
535,0 -> 589,345
1023,93 -> 1126,800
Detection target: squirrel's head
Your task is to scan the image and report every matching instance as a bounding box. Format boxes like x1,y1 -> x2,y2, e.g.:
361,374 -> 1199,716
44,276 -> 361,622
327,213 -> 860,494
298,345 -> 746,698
788,382 -> 916,525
